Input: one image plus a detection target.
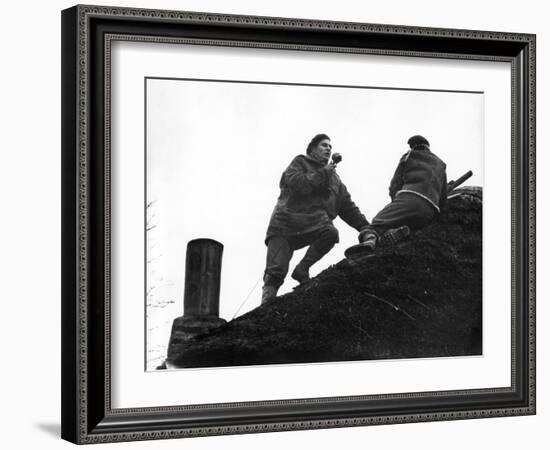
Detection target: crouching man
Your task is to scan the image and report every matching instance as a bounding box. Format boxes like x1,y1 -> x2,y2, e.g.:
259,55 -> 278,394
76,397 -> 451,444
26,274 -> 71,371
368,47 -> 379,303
359,135 -> 447,250
262,133 -> 370,304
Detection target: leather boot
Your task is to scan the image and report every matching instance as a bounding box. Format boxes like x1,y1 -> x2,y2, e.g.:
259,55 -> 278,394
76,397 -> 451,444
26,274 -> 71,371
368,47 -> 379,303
380,225 -> 410,247
261,285 -> 278,304
291,264 -> 310,284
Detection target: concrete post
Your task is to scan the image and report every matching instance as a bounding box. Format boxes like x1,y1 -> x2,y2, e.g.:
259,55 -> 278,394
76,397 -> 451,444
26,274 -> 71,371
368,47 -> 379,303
163,239 -> 227,368
183,239 -> 223,318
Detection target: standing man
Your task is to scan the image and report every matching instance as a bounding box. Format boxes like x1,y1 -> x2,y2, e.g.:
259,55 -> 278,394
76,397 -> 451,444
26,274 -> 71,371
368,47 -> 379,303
358,135 -> 447,251
262,133 -> 370,304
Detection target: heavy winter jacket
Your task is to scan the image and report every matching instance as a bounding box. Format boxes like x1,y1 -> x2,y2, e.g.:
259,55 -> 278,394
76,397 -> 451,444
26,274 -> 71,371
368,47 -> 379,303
388,146 -> 447,212
265,155 -> 369,243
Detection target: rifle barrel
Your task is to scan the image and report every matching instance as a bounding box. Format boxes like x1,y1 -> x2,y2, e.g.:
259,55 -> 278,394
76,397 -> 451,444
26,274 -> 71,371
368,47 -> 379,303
448,170 -> 473,192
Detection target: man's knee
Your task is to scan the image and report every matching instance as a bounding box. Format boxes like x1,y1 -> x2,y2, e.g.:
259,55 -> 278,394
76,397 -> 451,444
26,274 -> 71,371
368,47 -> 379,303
320,225 -> 339,244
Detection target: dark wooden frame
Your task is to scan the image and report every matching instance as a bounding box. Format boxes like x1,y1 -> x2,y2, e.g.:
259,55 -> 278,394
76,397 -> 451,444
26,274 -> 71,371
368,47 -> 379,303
61,4 -> 536,444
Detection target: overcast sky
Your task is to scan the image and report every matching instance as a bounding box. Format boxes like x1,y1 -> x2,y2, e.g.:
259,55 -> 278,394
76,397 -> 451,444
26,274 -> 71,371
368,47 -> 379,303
146,77 -> 483,331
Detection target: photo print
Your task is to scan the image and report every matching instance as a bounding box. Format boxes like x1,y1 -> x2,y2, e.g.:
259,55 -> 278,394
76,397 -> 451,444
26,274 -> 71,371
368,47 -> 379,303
145,77 -> 484,371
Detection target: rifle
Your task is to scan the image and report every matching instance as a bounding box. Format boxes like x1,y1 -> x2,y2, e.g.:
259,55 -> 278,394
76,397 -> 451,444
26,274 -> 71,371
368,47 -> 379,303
447,170 -> 473,193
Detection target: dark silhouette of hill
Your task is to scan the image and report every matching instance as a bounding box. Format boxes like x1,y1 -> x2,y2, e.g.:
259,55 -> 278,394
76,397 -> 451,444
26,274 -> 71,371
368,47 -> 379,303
170,187 -> 482,369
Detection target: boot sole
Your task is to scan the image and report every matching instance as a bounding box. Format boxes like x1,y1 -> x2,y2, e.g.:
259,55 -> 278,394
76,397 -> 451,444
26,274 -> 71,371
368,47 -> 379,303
345,225 -> 410,264
344,242 -> 376,259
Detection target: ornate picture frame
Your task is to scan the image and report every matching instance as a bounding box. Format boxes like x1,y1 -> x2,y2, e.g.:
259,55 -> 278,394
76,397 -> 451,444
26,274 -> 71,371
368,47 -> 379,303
61,5 -> 535,444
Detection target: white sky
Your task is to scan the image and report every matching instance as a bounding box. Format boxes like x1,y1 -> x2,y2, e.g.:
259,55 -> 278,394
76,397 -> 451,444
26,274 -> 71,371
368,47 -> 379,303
146,78 -> 483,324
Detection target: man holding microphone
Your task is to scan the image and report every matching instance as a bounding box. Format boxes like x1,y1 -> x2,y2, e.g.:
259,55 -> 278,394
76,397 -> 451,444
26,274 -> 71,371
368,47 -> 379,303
262,133 -> 370,304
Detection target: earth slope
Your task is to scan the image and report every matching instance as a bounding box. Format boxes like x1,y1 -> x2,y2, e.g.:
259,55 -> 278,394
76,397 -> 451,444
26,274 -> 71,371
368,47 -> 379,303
170,187 -> 482,369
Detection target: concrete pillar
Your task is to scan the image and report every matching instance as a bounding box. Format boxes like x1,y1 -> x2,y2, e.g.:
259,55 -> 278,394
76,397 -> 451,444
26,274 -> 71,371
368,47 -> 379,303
183,239 -> 223,318
164,239 -> 227,368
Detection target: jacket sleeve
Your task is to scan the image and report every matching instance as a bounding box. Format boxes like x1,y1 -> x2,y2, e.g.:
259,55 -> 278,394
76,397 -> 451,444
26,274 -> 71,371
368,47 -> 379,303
388,154 -> 407,200
284,157 -> 330,195
337,183 -> 370,231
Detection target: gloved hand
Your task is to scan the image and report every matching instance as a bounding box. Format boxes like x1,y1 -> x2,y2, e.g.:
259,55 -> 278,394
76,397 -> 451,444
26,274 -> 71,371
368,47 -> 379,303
358,229 -> 378,250
358,228 -> 374,242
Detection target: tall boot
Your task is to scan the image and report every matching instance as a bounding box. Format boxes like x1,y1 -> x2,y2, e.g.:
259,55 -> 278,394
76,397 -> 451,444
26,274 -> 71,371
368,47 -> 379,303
261,284 -> 279,305
380,225 -> 410,247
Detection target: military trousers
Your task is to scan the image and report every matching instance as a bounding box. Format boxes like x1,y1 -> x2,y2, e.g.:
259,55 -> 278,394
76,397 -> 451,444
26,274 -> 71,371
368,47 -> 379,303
368,192 -> 437,237
263,225 -> 339,289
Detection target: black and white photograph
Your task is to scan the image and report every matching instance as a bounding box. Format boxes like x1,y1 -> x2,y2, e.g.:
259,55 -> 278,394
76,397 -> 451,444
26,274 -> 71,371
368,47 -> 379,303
145,77 -> 484,371
56,2 -> 537,445
1,0 -> 546,446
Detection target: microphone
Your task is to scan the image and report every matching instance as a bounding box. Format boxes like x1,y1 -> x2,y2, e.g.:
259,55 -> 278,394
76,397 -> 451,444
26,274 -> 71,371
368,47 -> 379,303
331,153 -> 342,165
